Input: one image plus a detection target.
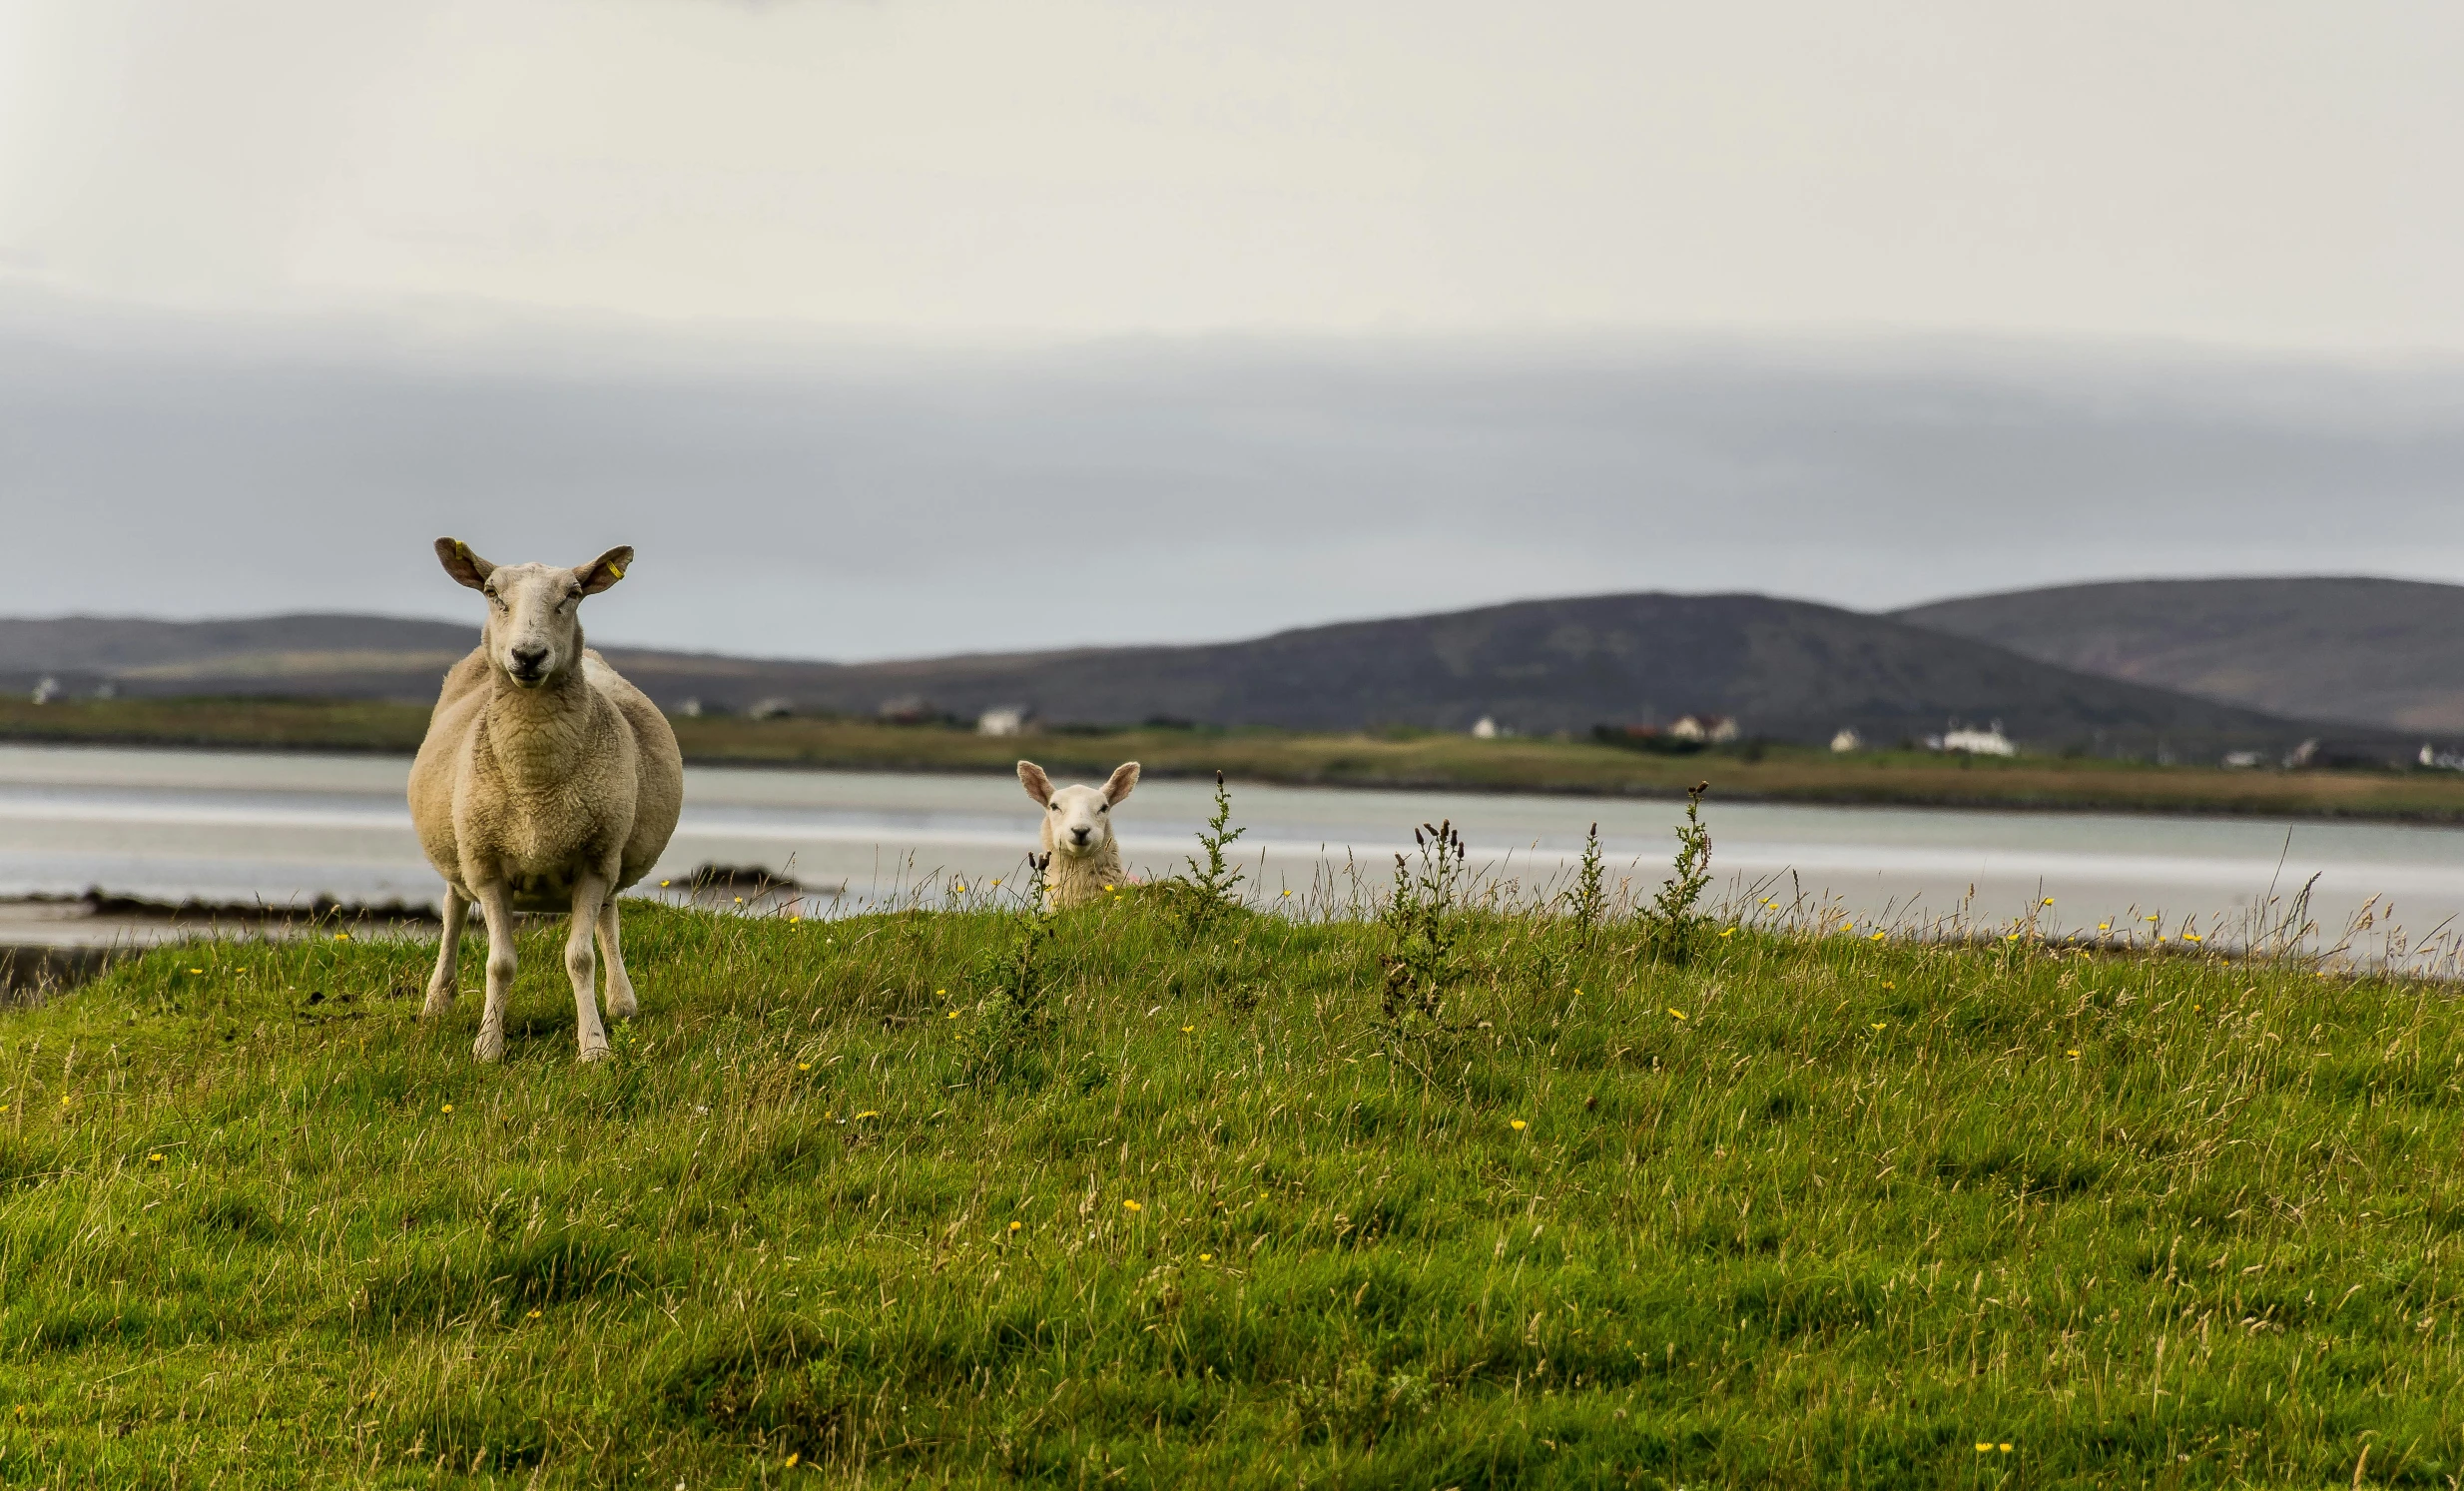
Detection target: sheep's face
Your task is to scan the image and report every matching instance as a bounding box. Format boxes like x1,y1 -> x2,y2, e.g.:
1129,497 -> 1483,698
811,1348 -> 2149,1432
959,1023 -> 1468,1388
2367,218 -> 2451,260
1017,760 -> 1140,858
435,539 -> 632,690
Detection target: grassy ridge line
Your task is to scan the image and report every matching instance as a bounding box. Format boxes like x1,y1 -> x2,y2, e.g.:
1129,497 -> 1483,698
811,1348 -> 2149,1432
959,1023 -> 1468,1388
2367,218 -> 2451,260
8,695 -> 2464,820
2,901 -> 2459,1486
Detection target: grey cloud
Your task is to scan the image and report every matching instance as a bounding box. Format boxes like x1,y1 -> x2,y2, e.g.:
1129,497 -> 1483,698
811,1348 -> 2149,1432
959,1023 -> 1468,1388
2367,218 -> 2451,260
4,305 -> 2461,660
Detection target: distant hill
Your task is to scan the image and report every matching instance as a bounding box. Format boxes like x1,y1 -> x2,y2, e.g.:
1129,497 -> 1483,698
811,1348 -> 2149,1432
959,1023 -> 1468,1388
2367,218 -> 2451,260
0,594 -> 2347,756
1895,577 -> 2464,735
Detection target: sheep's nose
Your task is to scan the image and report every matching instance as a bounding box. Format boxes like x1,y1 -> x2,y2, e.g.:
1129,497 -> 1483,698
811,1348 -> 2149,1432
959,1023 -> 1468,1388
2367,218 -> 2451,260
509,645 -> 549,675
1070,826 -> 1091,846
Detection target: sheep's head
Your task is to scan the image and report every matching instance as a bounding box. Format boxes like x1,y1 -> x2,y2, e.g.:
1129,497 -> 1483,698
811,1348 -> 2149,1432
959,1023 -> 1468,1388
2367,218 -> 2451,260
435,538 -> 632,689
1017,759 -> 1139,857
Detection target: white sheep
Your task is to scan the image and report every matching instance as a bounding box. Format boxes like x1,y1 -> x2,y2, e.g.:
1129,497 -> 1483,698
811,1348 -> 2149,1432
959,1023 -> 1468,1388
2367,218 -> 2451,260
408,538 -> 685,1063
1016,759 -> 1139,909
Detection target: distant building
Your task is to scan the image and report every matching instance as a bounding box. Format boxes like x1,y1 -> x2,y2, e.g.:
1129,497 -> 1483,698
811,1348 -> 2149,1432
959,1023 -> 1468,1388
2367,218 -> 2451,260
2223,749 -> 2265,769
676,697 -> 705,718
748,697 -> 794,720
1829,727 -> 1863,754
1470,715 -> 1499,740
92,680 -> 116,700
1939,721 -> 2017,757
977,707 -> 1028,737
1668,714 -> 1739,744
29,676 -> 58,705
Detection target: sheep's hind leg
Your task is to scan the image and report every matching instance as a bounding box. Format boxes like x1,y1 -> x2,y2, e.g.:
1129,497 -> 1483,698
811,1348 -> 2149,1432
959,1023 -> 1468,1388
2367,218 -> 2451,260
471,883 -> 518,1064
422,886 -> 468,1018
597,898 -> 637,1021
566,874 -> 615,1063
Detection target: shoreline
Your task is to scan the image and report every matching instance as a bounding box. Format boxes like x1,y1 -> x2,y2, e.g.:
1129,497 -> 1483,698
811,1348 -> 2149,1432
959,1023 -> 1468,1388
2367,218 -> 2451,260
7,698 -> 2464,825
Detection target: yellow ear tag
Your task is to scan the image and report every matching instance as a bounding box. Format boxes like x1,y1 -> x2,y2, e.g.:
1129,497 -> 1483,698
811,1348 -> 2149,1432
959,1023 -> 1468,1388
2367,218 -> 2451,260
606,563 -> 625,578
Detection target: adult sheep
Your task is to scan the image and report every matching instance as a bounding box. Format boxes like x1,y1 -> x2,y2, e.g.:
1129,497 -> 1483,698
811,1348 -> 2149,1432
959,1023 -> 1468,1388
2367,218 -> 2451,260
409,538 -> 684,1063
1016,759 -> 1139,909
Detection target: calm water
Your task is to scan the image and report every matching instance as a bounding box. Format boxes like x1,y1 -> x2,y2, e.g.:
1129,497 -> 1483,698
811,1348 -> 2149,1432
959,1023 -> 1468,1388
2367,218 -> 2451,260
4,744 -> 2463,957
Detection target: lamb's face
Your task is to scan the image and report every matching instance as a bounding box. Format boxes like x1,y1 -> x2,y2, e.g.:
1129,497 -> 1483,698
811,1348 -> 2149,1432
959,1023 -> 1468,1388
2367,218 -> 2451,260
1016,759 -> 1141,862
434,538 -> 633,690
1044,783 -> 1114,856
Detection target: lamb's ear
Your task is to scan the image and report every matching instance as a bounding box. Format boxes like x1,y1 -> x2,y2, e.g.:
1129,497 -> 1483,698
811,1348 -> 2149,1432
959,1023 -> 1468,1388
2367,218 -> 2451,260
1016,760 -> 1053,807
574,546 -> 634,595
435,537 -> 495,590
1102,761 -> 1141,805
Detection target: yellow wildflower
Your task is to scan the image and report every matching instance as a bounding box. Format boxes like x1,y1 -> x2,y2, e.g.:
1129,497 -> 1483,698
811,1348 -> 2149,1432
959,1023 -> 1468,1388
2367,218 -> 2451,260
1510,1119 -> 1528,1131
332,932 -> 350,942
1719,927 -> 1735,938
1123,1199 -> 1143,1212
855,1111 -> 879,1120
1199,1252 -> 1213,1262
148,1152 -> 164,1163
441,1105 -> 453,1114
1668,1008 -> 1686,1020
1008,1220 -> 1022,1232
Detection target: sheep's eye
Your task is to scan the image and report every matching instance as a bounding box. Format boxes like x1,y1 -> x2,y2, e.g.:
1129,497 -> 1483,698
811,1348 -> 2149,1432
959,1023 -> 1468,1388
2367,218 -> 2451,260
1099,804 -> 1109,813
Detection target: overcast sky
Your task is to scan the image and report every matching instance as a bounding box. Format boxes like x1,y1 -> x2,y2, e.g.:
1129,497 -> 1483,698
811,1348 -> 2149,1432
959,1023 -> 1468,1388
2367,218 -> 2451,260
2,2 -> 2461,657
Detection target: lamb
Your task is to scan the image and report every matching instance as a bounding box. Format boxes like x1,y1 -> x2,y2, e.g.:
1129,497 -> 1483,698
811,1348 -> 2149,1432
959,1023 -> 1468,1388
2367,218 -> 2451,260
1016,759 -> 1139,909
408,538 -> 685,1063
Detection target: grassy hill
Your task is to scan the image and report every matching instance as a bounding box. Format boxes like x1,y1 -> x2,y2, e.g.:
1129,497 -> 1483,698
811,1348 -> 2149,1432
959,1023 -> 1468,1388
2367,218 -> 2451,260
0,594 -> 2353,756
1,884 -> 2456,1485
1897,576 -> 2464,736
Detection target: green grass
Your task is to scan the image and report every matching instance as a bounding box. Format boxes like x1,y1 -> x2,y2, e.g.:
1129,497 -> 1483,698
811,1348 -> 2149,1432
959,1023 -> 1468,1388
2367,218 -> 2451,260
8,695 -> 2464,821
4,890 -> 2461,1487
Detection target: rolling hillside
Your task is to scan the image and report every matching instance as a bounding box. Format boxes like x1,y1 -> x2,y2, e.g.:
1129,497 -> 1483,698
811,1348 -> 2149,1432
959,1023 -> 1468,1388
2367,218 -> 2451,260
1895,576 -> 2464,734
0,593 -> 2345,755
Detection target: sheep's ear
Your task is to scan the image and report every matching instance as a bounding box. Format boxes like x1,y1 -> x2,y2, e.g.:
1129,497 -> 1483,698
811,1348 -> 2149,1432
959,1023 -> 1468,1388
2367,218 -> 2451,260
574,546 -> 634,595
1103,761 -> 1141,805
435,537 -> 495,590
1016,760 -> 1053,807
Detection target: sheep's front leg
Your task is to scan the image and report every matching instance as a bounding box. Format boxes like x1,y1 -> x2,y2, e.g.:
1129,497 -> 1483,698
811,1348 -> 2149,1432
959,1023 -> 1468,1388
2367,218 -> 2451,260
422,886 -> 468,1018
596,898 -> 637,1021
471,882 -> 518,1064
566,873 -> 614,1063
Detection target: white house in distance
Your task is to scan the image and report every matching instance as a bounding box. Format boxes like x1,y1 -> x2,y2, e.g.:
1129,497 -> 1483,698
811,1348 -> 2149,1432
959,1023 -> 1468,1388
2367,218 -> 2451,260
1668,714 -> 1740,744
1938,721 -> 2018,757
1829,727 -> 1863,753
1470,715 -> 1500,739
976,706 -> 1028,737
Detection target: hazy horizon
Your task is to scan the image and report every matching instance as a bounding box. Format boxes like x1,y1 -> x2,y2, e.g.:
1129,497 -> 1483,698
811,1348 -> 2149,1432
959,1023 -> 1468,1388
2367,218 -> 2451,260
5,3 -> 2461,659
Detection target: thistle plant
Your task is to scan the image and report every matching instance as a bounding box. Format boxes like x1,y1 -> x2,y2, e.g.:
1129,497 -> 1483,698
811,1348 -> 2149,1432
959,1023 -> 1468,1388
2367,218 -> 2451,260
1564,820 -> 1606,937
1642,782 -> 1712,964
1381,820 -> 1468,1026
1165,771 -> 1248,944
961,852 -> 1058,1080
